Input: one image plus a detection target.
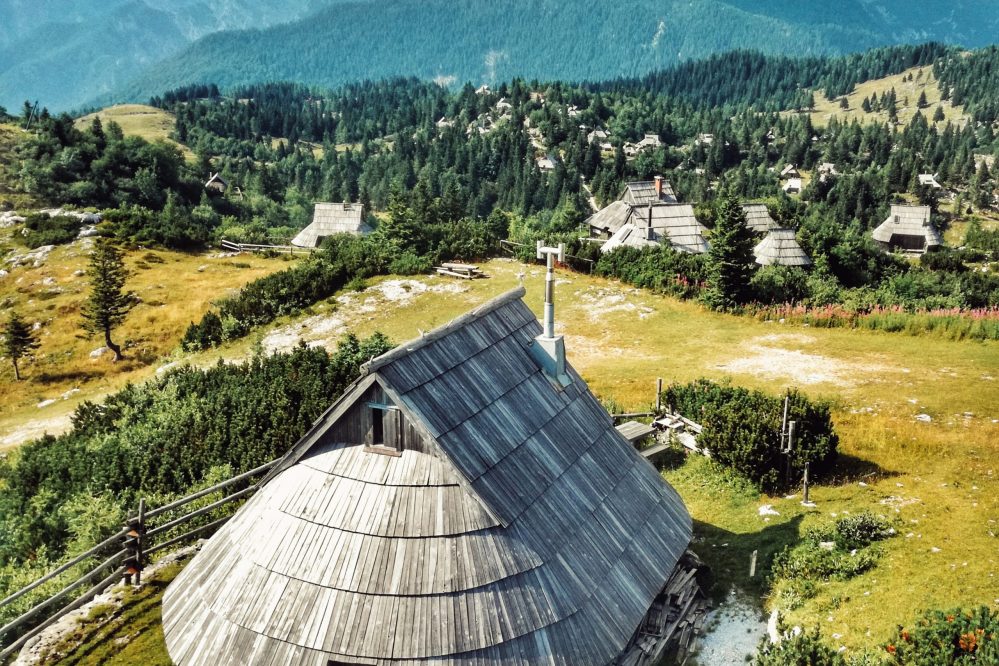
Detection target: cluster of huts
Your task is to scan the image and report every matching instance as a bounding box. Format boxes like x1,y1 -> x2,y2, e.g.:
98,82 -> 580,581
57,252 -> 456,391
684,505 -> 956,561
584,176 -> 816,266
584,174 -> 943,262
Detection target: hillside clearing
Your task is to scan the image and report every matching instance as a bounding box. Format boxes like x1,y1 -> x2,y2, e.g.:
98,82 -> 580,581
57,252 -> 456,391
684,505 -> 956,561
73,106 -> 193,161
0,239 -> 297,447
787,66 -> 971,129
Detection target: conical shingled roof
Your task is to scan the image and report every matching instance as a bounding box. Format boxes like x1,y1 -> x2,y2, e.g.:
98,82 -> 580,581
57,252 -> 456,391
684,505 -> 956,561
754,228 -> 812,266
162,288 -> 692,665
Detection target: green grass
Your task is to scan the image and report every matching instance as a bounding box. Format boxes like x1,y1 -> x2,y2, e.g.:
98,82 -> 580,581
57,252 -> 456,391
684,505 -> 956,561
46,563 -> 178,665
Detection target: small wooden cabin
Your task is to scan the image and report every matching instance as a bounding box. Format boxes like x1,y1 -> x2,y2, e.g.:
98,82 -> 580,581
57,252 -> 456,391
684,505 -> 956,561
754,228 -> 812,267
872,204 -> 942,254
204,172 -> 228,194
600,204 -> 710,255
162,288 -> 696,666
291,202 -> 371,248
741,204 -> 779,234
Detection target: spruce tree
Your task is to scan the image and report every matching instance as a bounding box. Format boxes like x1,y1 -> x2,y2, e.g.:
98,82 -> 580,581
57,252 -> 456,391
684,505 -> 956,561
2,311 -> 39,380
81,239 -> 134,362
703,196 -> 757,311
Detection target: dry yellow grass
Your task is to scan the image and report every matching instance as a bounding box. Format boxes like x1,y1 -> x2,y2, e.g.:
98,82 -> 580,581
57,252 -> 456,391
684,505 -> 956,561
0,240 -> 296,447
74,105 -> 194,161
785,66 -> 971,129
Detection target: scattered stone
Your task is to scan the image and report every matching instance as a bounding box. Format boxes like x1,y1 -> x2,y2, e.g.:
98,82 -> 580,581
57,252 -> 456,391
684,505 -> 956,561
196,265 -> 208,272
819,541 -> 836,550
156,362 -> 179,375
858,481 -> 868,487
758,505 -> 780,517
72,269 -> 85,277
36,399 -> 56,409
77,225 -> 99,239
931,547 -> 942,553
89,346 -> 108,359
915,413 -> 932,422
61,388 -> 80,400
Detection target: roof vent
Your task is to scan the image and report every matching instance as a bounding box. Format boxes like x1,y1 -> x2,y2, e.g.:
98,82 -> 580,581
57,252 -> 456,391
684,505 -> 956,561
530,241 -> 572,386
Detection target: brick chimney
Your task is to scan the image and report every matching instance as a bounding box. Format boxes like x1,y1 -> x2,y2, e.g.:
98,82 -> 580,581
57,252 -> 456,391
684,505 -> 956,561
654,175 -> 663,199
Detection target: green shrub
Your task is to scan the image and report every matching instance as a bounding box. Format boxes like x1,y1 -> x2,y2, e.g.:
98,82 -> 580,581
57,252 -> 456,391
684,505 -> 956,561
755,628 -> 848,666
20,213 -> 80,248
663,379 -> 838,491
888,606 -> 999,665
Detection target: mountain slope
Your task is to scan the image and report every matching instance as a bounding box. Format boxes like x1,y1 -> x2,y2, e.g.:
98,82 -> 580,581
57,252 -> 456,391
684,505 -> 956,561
107,0 -> 999,106
0,0 -> 357,111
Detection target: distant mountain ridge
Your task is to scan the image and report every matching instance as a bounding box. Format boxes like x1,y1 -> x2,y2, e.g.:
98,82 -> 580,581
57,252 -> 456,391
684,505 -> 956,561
3,0 -> 999,111
0,0 -> 355,111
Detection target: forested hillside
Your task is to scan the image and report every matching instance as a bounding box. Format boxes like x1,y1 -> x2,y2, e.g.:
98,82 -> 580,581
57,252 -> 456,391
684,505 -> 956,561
88,0 -> 999,110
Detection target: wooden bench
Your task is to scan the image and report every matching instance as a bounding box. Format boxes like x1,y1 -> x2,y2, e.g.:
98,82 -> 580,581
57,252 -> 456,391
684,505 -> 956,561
435,263 -> 486,279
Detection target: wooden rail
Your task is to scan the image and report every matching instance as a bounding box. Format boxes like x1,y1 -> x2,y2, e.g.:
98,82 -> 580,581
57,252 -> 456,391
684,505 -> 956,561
0,458 -> 278,659
219,239 -> 313,255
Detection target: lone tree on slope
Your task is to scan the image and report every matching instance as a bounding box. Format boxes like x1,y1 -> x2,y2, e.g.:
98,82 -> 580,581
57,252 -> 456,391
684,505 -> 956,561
2,311 -> 39,380
703,196 -> 757,311
82,239 -> 134,362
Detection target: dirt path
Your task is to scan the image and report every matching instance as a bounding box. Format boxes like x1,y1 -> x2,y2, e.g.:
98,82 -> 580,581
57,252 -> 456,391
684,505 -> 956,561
691,590 -> 768,664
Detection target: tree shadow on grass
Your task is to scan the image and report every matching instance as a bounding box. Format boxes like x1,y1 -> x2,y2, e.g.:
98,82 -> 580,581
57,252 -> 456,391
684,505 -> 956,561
824,452 -> 899,485
690,515 -> 805,604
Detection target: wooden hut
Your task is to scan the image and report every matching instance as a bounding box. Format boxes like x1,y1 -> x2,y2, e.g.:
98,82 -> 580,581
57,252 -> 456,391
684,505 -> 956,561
741,204 -> 779,234
872,205 -> 942,254
162,287 -> 696,665
754,228 -> 812,266
204,173 -> 228,194
291,203 -> 371,248
600,204 -> 710,255
780,164 -> 801,179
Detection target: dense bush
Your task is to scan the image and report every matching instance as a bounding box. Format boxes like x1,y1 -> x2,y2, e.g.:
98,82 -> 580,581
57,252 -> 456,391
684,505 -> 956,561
0,335 -> 391,564
663,379 -> 838,491
888,606 -> 999,664
754,628 -> 850,666
19,213 -> 82,248
597,245 -> 709,299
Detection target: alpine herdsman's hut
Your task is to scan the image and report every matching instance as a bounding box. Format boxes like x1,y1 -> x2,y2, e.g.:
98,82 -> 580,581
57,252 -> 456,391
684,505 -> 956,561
162,282 -> 696,665
872,204 -> 942,254
291,203 -> 372,248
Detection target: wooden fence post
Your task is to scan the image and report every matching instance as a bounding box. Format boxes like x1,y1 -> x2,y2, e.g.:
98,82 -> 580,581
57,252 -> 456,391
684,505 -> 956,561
655,378 -> 663,413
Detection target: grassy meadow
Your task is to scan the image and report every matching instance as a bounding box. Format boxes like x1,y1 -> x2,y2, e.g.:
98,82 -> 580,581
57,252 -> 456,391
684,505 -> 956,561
73,106 -> 194,161
0,235 -> 297,448
786,65 -> 971,129
27,257 -> 999,662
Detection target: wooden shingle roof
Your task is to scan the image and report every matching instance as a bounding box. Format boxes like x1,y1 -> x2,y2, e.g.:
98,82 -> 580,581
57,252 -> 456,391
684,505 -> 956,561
872,205 -> 942,249
291,203 -> 371,248
162,288 -> 692,666
621,179 -> 677,205
741,204 -> 779,234
601,204 -> 710,255
753,228 -> 812,266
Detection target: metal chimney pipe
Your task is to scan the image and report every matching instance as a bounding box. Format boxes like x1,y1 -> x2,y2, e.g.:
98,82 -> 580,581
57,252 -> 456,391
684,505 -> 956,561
536,241 -> 565,339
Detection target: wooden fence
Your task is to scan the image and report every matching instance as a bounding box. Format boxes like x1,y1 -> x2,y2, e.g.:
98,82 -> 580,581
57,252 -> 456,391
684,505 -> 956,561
219,239 -> 314,256
0,459 -> 278,661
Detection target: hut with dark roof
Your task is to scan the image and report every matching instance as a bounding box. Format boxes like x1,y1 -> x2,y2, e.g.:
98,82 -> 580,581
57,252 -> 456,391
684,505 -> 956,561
162,286 -> 697,666
754,228 -> 812,267
291,203 -> 372,248
600,204 -> 710,255
741,204 -> 779,234
872,205 -> 942,254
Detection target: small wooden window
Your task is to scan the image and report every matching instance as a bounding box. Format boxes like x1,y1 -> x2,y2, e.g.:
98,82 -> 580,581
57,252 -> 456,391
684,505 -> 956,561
366,402 -> 402,456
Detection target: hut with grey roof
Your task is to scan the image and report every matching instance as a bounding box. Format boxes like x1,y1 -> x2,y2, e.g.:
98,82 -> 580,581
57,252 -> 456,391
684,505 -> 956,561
600,204 -> 710,255
621,176 -> 677,205
754,228 -> 812,267
872,204 -> 942,254
162,286 -> 697,666
741,204 -> 779,234
291,203 -> 371,248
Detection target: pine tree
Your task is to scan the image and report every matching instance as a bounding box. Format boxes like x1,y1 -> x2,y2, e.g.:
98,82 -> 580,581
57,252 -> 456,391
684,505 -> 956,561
933,105 -> 946,122
703,197 -> 757,311
917,91 -> 928,109
81,239 -> 134,362
2,312 -> 39,380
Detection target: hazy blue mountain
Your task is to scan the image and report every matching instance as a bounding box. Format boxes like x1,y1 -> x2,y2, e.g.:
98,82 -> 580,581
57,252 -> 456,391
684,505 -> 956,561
5,0 -> 999,112
0,0 -> 358,111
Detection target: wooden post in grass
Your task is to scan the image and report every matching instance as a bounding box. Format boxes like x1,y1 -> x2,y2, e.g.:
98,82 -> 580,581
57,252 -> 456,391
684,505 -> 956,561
750,550 -> 758,578
655,378 -> 663,412
802,463 -> 811,504
124,498 -> 146,586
